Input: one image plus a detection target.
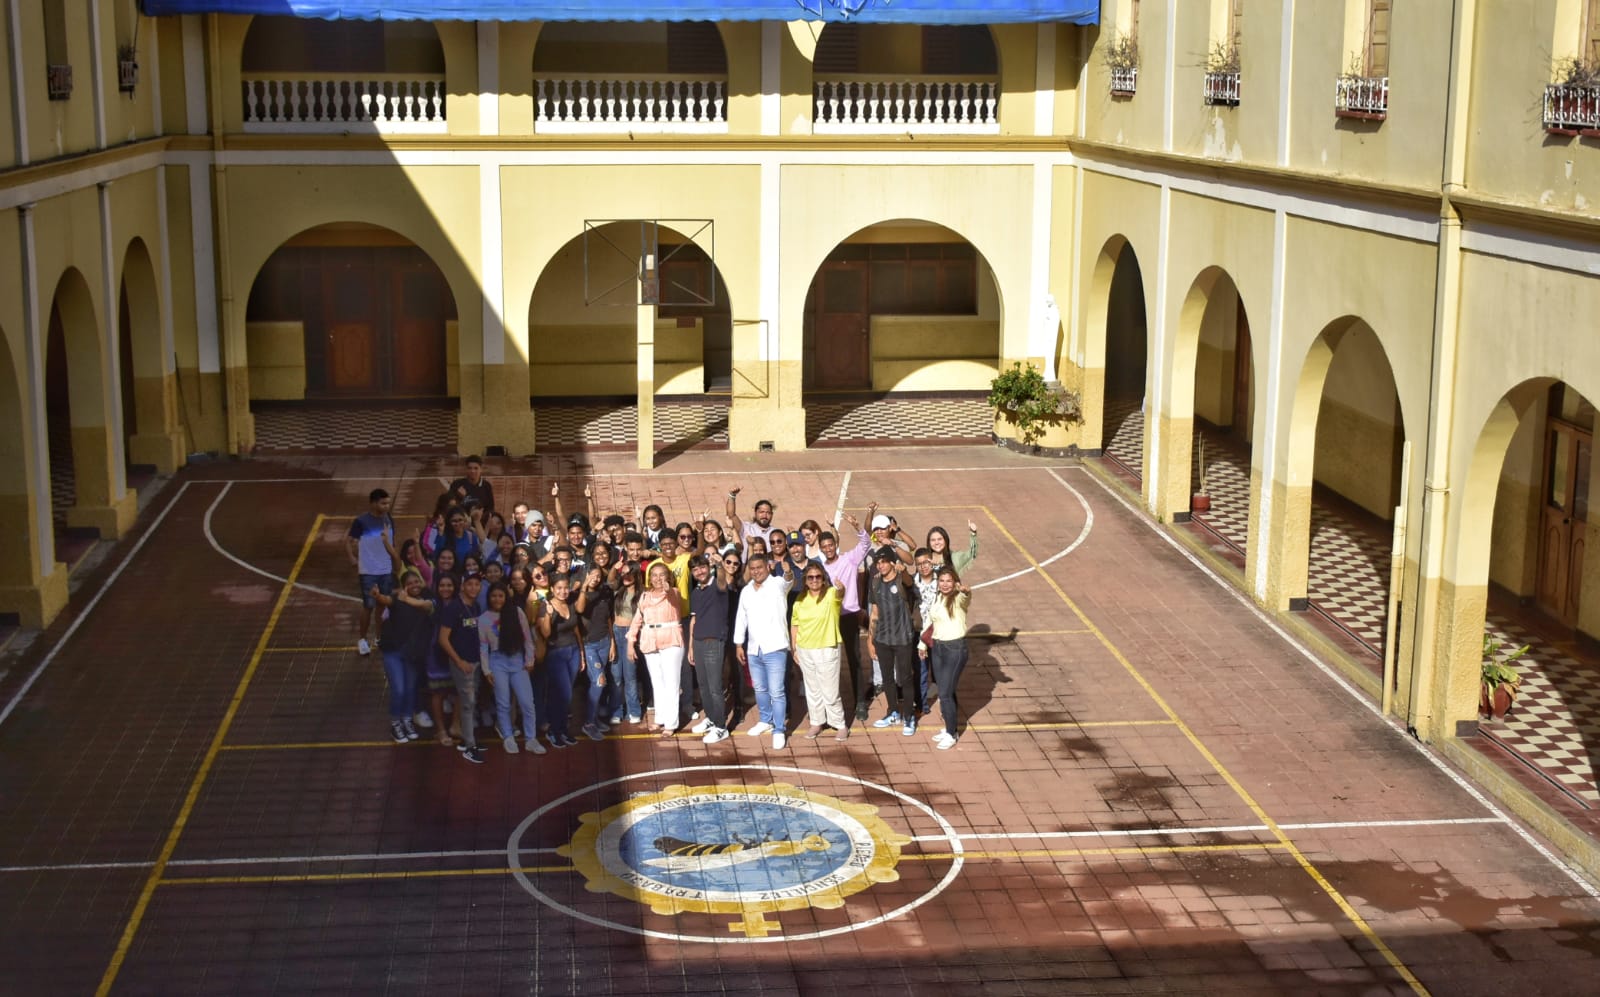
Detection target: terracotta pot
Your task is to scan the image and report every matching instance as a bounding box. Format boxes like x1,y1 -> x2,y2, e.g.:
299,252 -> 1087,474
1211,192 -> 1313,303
1479,684 -> 1514,720
1191,494 -> 1211,513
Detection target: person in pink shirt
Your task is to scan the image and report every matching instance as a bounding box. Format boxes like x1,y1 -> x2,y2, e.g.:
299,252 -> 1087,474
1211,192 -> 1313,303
626,562 -> 688,738
821,505 -> 875,721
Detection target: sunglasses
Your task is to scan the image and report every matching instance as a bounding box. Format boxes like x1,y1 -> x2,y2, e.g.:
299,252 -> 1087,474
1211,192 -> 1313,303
723,558 -> 740,565
678,533 -> 696,541
805,574 -> 826,582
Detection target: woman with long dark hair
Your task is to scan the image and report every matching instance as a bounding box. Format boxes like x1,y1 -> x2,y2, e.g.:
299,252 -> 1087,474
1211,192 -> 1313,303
926,566 -> 972,750
479,582 -> 542,755
537,575 -> 584,749
926,520 -> 980,574
609,563 -> 645,725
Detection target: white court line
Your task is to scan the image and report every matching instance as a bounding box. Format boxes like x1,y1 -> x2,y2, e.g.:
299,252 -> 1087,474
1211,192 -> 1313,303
971,467 -> 1094,590
201,483 -> 360,604
1072,464 -> 1600,899
832,470 -> 852,531
907,816 -> 1506,844
184,465 -> 1070,485
0,482 -> 195,731
0,846 -> 562,876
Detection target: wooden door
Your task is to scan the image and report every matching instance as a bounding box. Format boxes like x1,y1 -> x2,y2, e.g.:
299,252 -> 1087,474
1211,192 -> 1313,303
391,264 -> 446,395
322,262 -> 379,393
812,263 -> 870,390
327,322 -> 377,391
1538,422 -> 1592,625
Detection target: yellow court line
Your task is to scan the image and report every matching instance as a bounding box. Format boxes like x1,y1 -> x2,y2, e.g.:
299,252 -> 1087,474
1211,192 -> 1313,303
95,516 -> 326,997
262,646 -> 357,654
160,865 -> 573,887
980,506 -> 1431,997
904,842 -> 1289,862
965,719 -> 1177,732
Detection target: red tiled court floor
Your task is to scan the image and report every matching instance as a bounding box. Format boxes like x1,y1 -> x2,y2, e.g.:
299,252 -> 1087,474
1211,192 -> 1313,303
2,447 -> 1599,996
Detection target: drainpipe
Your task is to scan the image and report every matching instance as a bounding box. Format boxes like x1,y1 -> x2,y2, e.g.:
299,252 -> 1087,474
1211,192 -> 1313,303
1406,0 -> 1475,740
205,14 -> 241,453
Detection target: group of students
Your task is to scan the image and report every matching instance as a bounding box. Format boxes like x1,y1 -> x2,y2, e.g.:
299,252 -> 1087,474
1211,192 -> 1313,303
347,456 -> 978,764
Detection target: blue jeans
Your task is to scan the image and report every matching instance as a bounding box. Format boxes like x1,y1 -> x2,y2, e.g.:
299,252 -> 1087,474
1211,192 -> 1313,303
747,648 -> 788,730
542,643 -> 582,734
380,650 -> 416,720
488,650 -> 536,739
610,624 -> 641,720
583,637 -> 611,724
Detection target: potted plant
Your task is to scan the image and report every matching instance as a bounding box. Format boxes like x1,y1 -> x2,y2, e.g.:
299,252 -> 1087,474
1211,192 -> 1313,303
1191,434 -> 1211,512
1546,56 -> 1599,133
1479,633 -> 1529,720
988,361 -> 1081,451
1105,30 -> 1139,97
1204,35 -> 1241,106
117,43 -> 139,93
1335,51 -> 1388,119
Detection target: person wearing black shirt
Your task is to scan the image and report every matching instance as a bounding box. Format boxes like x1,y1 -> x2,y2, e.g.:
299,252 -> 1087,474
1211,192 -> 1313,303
447,454 -> 495,519
688,554 -> 735,744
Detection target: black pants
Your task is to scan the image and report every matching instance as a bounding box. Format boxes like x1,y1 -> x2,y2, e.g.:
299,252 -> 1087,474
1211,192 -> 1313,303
878,642 -> 920,720
692,637 -> 727,729
929,638 -> 969,736
841,612 -> 869,710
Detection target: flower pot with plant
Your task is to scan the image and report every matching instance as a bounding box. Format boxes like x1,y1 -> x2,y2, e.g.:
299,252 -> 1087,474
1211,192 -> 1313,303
988,361 -> 1082,452
1191,434 -> 1211,512
1480,633 -> 1529,720
1203,35 -> 1241,106
1105,30 -> 1139,96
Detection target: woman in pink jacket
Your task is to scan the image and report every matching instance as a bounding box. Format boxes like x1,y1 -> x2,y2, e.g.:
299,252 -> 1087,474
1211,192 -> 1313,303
627,561 -> 687,738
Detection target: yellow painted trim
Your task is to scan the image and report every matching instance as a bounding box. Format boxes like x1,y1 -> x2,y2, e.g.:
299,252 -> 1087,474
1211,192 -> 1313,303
159,865 -> 574,887
980,509 -> 1431,997
96,516 -> 327,997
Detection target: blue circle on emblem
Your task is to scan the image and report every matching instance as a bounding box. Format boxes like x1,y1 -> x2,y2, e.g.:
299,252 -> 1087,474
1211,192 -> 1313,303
617,801 -> 855,893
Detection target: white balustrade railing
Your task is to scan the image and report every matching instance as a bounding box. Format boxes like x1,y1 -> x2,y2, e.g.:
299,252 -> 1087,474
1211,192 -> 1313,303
241,73 -> 447,133
1544,83 -> 1600,133
1335,75 -> 1388,119
534,74 -> 728,133
1109,66 -> 1138,96
1203,70 -> 1241,106
814,75 -> 999,134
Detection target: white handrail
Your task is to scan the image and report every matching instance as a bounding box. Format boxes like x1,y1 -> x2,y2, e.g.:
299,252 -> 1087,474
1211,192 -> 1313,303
534,74 -> 728,134
241,73 -> 447,133
813,75 -> 1000,134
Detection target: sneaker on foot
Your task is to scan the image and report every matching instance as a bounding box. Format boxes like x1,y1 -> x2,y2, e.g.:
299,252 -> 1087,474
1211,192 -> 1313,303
582,723 -> 605,742
413,711 -> 434,729
460,746 -> 486,764
872,713 -> 901,729
549,732 -> 570,749
772,732 -> 787,750
502,736 -> 519,754
702,727 -> 729,745
690,716 -> 713,735
628,714 -> 643,724
524,735 -> 546,755
932,731 -> 956,750
389,720 -> 408,743
357,638 -> 372,656
400,718 -> 420,741
854,703 -> 871,722
746,721 -> 774,737
902,720 -> 917,736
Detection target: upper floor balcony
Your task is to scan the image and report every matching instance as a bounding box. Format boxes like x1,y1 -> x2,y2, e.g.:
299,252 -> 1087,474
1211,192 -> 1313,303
812,23 -> 999,135
534,22 -> 728,133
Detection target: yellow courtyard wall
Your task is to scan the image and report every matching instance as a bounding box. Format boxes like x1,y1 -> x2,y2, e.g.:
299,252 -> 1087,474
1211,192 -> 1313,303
17,0 -> 97,160
1084,0 -> 1166,151
0,30 -> 14,170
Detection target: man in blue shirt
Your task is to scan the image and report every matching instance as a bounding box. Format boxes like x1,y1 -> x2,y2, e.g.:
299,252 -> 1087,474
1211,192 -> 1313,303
347,488 -> 396,657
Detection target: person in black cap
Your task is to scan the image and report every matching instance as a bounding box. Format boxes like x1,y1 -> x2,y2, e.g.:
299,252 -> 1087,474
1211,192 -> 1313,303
866,544 -> 922,735
776,530 -> 820,596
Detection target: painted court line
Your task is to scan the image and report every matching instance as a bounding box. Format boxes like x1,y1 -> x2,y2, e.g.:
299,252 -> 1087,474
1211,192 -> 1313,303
907,816 -> 1507,844
905,842 -> 1292,862
0,482 -> 193,732
1073,464 -> 1600,901
202,484 -> 360,604
1,846 -> 561,876
188,465 -> 1073,485
984,505 -> 1431,996
94,517 -> 325,997
161,865 -> 574,887
973,474 -> 1095,589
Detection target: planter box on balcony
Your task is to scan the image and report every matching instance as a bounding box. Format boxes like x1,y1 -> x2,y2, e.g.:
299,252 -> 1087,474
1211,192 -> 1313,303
1203,71 -> 1240,107
1335,74 -> 1387,120
46,64 -> 73,100
1109,66 -> 1138,98
118,58 -> 139,93
1544,83 -> 1600,135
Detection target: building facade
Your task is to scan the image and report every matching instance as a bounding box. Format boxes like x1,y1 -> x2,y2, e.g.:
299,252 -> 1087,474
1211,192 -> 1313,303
2,0 -> 1599,826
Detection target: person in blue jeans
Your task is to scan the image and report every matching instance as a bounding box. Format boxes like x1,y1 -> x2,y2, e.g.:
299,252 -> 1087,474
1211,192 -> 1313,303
574,566 -> 614,741
370,569 -> 434,743
608,564 -> 644,724
538,575 -> 584,749
479,583 -> 543,756
732,553 -> 793,750
348,488 -> 397,657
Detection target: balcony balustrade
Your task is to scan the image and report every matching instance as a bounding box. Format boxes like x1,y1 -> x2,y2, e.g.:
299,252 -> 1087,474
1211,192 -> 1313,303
534,74 -> 727,133
241,73 -> 447,133
1203,70 -> 1241,106
1335,75 -> 1388,120
1544,83 -> 1600,134
813,75 -> 999,134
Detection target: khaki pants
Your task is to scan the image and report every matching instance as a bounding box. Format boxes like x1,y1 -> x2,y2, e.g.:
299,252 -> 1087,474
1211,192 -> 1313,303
795,645 -> 846,730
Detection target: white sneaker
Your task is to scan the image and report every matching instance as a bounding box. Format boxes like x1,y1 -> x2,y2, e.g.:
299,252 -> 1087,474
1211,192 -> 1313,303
702,727 -> 729,745
772,732 -> 787,750
746,721 -> 774,737
356,638 -> 371,656
503,736 -> 519,754
526,737 -> 547,755
412,711 -> 434,729
932,731 -> 957,750
691,716 -> 713,735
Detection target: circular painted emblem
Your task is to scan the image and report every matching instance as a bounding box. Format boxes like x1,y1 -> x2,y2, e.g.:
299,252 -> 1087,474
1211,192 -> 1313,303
507,765 -> 964,943
564,782 -> 905,916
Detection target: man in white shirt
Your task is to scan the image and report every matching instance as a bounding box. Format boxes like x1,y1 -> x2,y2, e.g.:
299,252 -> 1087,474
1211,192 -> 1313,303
732,553 -> 794,749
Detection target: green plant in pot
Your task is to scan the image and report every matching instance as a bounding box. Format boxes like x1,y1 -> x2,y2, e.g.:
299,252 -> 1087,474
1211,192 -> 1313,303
1191,434 -> 1210,512
988,362 -> 1081,449
1480,633 -> 1529,720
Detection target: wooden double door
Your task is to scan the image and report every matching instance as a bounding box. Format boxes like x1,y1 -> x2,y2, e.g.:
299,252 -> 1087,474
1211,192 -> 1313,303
1538,416 -> 1592,626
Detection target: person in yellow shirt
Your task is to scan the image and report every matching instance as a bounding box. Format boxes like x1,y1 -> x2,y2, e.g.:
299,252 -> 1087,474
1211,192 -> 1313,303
926,566 -> 972,750
790,565 -> 849,742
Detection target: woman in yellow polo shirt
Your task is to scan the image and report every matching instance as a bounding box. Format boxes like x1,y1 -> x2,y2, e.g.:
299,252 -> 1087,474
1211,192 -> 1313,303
790,565 -> 849,742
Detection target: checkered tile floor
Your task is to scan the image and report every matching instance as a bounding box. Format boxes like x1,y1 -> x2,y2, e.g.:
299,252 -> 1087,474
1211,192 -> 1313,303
47,417 -> 75,527
805,395 -> 991,446
1101,394 -> 1144,479
535,401 -> 728,450
251,406 -> 458,453
1191,431 -> 1251,555
1482,615 -> 1600,808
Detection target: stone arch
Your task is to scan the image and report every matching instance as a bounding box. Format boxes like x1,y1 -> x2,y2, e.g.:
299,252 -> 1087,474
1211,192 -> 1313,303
0,325 -> 25,497
1086,235 -> 1150,473
117,237 -> 171,465
46,266 -> 130,537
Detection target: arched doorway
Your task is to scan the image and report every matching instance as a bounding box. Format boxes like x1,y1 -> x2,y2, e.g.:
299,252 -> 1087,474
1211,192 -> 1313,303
1174,267 -> 1253,546
800,220 -> 998,444
1286,318 -> 1407,657
527,222 -> 732,452
117,237 -> 174,470
1091,236 -> 1148,481
244,223 -> 460,450
45,268 -> 115,550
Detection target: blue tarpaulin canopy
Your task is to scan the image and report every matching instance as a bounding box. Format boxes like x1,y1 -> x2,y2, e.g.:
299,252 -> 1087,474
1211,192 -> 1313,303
138,0 -> 1098,25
